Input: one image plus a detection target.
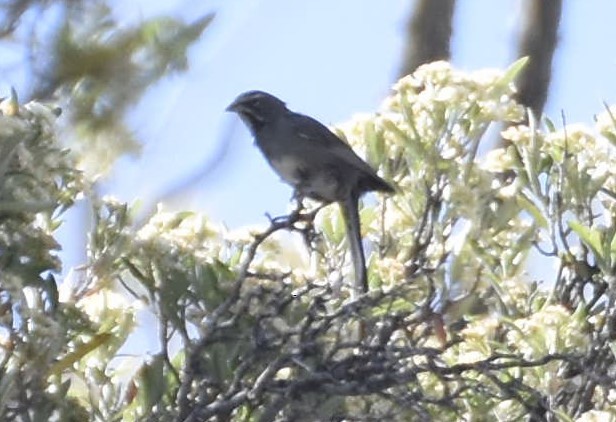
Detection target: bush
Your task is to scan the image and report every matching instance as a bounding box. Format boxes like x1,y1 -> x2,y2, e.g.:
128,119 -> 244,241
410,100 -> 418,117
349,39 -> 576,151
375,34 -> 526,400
2,60 -> 616,421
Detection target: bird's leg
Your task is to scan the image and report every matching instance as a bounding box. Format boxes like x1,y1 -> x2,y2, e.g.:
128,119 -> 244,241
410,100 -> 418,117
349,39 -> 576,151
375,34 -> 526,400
290,191 -> 307,219
265,192 -> 308,225
288,193 -> 327,225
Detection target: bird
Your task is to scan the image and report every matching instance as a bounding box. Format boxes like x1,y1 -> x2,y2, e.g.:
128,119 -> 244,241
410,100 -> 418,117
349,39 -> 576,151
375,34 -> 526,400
227,90 -> 394,298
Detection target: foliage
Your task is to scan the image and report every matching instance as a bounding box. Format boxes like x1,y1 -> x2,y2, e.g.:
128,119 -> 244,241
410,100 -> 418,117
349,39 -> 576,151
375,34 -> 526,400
2,59 -> 616,421
0,93 -> 91,421
0,0 -> 214,177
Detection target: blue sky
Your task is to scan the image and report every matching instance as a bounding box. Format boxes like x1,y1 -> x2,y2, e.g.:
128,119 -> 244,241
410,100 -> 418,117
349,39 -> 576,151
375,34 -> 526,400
101,0 -> 616,227
46,0 -> 616,272
10,0 -> 607,358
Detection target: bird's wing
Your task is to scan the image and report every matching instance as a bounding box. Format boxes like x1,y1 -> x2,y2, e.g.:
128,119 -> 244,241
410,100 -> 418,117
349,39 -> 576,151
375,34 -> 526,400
289,113 -> 377,172
288,112 -> 394,193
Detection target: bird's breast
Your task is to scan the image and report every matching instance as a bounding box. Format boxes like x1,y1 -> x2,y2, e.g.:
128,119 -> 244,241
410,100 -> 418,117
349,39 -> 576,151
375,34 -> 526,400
270,155 -> 304,186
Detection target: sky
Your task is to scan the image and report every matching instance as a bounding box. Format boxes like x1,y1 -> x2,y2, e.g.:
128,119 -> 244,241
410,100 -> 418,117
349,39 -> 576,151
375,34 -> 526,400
23,0 -> 613,275
12,0 -> 613,358
98,0 -> 616,229
0,0 -> 613,367
3,1 -> 616,229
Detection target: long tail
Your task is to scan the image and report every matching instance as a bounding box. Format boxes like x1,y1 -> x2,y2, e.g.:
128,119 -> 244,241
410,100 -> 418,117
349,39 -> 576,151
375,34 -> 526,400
340,191 -> 367,298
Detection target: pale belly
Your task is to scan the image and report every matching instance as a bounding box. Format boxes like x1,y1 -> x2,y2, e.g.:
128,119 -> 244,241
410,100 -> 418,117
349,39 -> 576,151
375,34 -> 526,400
270,155 -> 341,202
270,155 -> 302,186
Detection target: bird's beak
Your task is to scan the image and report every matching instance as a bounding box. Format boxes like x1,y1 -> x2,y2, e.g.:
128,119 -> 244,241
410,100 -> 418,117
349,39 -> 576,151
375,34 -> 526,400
225,100 -> 242,113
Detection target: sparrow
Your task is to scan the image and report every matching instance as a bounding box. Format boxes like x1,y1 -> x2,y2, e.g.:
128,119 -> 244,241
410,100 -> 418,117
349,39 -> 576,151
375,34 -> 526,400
227,90 -> 394,298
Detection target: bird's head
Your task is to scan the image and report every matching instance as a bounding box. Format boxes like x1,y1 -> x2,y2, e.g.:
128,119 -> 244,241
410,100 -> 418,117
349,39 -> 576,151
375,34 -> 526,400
226,90 -> 288,132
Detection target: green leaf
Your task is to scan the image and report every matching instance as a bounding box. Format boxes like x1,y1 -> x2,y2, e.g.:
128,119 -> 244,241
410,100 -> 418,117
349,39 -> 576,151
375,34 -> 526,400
499,56 -> 529,87
322,207 -> 346,245
602,224 -> 616,270
381,118 -> 411,148
366,121 -> 387,167
372,298 -> 414,317
517,194 -> 548,229
160,266 -> 190,306
521,112 -> 544,194
364,118 -> 379,162
333,207 -> 346,244
48,333 -> 114,376
194,261 -> 230,307
137,354 -> 166,414
167,211 -> 194,229
568,221 -> 603,260
543,116 -> 557,133
610,228 -> 616,267
603,130 -> 616,147
320,209 -> 334,240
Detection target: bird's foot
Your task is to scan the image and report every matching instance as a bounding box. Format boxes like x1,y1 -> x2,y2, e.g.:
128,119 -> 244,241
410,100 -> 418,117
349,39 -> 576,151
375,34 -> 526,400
265,201 -> 324,227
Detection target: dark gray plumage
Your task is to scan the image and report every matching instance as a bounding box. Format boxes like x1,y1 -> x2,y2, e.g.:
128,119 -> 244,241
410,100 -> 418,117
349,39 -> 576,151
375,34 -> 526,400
227,90 -> 394,297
